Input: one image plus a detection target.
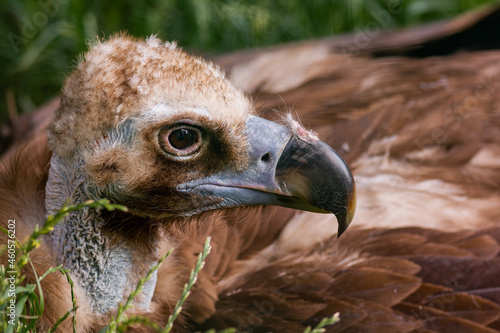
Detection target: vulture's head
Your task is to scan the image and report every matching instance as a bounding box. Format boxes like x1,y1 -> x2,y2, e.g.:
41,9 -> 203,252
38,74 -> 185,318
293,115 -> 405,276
47,35 -> 355,237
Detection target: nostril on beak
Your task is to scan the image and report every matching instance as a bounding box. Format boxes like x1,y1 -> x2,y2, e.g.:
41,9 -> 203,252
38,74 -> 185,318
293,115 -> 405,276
257,152 -> 273,172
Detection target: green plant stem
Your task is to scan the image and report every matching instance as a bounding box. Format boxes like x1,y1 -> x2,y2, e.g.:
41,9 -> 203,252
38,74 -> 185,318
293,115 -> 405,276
162,237 -> 212,333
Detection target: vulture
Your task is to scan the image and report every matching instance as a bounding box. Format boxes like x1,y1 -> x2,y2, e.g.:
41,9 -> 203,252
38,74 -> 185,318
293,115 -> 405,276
3,7 -> 500,333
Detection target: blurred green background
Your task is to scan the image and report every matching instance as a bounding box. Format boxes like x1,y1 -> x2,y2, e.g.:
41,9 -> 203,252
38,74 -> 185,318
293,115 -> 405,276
1,0 -> 499,125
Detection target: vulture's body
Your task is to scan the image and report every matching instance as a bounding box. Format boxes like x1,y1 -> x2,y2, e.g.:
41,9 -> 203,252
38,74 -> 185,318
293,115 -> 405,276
3,10 -> 500,333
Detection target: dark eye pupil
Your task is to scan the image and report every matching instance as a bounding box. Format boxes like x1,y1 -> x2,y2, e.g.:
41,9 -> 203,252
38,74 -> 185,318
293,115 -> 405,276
169,128 -> 198,150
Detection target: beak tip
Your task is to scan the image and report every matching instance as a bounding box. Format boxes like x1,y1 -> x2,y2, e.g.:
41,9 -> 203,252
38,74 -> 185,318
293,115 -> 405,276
337,183 -> 357,238
337,221 -> 348,237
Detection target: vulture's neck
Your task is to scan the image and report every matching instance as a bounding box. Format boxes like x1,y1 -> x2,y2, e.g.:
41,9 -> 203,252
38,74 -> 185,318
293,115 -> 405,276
45,155 -> 158,314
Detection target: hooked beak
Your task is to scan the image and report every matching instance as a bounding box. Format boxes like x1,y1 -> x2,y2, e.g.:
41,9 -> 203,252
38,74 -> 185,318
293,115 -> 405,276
178,115 -> 356,236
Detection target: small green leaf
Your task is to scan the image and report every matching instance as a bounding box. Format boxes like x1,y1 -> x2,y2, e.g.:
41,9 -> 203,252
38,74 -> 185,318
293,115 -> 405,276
15,285 -> 36,293
99,325 -> 110,333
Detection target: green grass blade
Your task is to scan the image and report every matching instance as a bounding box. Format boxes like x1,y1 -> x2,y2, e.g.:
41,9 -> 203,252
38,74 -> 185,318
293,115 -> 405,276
103,249 -> 171,333
48,306 -> 77,333
162,237 -> 212,333
303,313 -> 340,333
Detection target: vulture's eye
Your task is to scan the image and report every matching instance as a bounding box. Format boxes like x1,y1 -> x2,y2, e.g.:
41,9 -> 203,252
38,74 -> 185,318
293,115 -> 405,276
159,125 -> 203,157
